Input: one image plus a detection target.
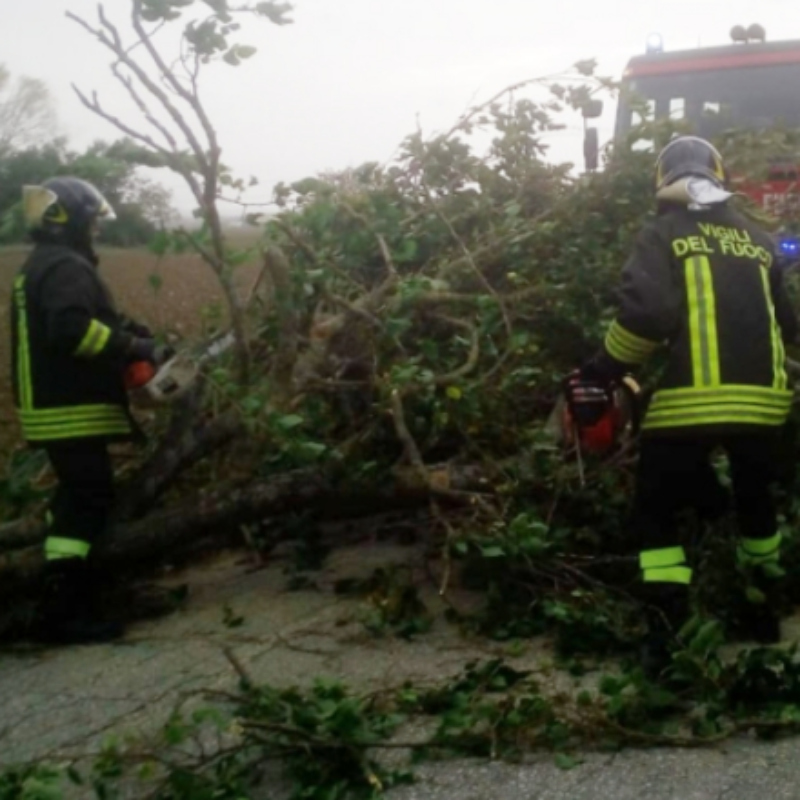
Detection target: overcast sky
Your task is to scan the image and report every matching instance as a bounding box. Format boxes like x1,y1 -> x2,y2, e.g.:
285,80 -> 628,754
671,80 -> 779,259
1,0 -> 799,212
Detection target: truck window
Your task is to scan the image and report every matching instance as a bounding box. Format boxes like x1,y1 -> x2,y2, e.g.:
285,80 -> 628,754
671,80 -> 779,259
617,63 -> 800,140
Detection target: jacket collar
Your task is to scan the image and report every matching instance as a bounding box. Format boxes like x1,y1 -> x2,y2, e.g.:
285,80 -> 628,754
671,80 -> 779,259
656,177 -> 736,211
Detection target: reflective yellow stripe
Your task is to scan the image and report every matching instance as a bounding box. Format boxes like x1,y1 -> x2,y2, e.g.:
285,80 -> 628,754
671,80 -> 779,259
647,385 -> 793,406
14,276 -> 33,411
24,424 -> 131,441
19,404 -> 131,421
643,566 -> 693,584
645,410 -> 788,430
759,269 -> 788,391
740,533 -> 782,556
685,255 -> 720,387
737,533 -> 782,566
13,276 -> 130,441
644,385 -> 792,430
639,546 -> 687,570
604,320 -> 660,364
19,404 -> 131,441
75,319 -> 112,357
45,536 -> 91,560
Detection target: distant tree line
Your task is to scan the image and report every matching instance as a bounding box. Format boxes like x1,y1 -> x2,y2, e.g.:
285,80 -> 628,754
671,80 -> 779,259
0,64 -> 176,248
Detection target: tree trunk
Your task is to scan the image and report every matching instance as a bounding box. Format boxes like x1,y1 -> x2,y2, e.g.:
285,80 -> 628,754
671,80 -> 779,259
0,462 -> 493,585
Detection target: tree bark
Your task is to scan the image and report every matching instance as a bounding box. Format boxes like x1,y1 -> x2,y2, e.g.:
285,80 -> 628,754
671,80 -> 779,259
0,463 -> 493,585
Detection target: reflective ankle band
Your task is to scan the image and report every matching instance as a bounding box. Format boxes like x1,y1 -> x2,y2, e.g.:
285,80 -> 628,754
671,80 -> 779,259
639,546 -> 687,570
640,547 -> 691,585
45,536 -> 91,560
737,533 -> 782,566
643,566 -> 693,584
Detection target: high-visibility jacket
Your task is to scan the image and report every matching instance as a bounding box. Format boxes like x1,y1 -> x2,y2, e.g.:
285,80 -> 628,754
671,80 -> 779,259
10,242 -> 138,445
601,202 -> 798,435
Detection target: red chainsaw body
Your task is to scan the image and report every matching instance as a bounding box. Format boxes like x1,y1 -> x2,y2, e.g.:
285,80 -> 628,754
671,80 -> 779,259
124,360 -> 156,390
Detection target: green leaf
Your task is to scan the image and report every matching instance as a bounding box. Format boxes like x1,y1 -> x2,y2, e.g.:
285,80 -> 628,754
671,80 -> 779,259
689,620 -> 724,654
236,45 -> 258,60
148,229 -> 171,256
298,441 -> 327,458
480,545 -> 506,558
276,413 -> 304,431
222,48 -> 241,66
148,273 -> 164,293
255,1 -> 294,24
222,603 -> 245,628
446,386 -> 463,400
745,585 -> 767,604
554,752 -> 580,770
67,766 -> 84,785
761,561 -> 786,578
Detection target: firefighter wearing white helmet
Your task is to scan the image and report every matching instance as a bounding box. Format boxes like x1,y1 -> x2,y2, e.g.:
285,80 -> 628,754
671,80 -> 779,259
10,176 -> 172,644
566,135 -> 798,676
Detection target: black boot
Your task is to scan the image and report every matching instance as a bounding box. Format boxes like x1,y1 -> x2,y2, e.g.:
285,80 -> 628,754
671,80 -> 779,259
737,568 -> 782,645
640,586 -> 690,680
33,559 -> 124,645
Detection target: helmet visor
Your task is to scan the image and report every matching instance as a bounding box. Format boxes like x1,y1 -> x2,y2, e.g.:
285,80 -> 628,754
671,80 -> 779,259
86,183 -> 117,223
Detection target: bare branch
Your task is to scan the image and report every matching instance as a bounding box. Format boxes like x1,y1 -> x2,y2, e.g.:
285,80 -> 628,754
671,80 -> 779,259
390,390 -> 428,484
66,8 -> 209,171
71,85 -> 172,162
433,315 -> 481,386
420,180 -> 513,339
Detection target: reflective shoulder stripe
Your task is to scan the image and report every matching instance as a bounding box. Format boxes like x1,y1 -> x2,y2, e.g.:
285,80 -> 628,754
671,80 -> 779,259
604,320 -> 660,365
75,319 -> 113,358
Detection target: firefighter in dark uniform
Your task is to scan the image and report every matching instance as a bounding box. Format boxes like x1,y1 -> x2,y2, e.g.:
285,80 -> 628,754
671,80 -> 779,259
10,177 -> 171,644
568,136 -> 798,674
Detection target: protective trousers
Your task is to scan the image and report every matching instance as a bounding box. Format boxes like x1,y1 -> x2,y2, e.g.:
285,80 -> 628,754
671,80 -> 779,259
44,440 -> 115,562
634,432 -> 788,586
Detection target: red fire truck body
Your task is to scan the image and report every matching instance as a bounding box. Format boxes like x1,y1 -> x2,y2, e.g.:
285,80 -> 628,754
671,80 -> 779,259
614,35 -> 800,231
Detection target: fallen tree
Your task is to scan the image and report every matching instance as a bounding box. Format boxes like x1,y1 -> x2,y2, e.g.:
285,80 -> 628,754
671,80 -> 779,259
4,0 -> 800,653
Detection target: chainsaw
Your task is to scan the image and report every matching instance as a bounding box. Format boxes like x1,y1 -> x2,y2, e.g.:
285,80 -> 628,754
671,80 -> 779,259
546,373 -> 642,485
125,331 -> 237,404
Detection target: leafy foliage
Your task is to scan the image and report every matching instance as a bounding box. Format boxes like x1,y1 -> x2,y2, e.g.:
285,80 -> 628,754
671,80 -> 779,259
9,634 -> 800,798
7,4 -> 800,792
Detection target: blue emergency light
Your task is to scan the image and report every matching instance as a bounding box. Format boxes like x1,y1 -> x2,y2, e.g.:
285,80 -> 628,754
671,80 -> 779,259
779,236 -> 800,256
646,33 -> 664,54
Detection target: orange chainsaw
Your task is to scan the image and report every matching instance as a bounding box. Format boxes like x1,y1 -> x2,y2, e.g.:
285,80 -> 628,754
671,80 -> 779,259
561,373 -> 642,484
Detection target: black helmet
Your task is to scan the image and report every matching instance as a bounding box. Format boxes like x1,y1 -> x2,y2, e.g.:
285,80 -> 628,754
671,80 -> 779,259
655,135 -> 727,191
22,176 -> 115,244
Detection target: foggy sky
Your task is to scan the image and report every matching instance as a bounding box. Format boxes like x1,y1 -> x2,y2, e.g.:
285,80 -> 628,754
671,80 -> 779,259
1,0 -> 798,212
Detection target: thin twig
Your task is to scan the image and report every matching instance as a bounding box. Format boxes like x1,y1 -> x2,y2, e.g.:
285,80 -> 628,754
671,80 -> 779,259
389,389 -> 427,484
420,180 -> 513,339
433,315 -> 481,386
222,646 -> 254,690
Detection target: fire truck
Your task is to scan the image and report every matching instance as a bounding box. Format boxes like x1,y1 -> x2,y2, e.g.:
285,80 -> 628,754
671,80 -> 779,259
582,24 -> 800,256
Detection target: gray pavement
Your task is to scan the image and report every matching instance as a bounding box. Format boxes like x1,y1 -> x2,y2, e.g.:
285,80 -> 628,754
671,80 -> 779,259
3,542 -> 800,799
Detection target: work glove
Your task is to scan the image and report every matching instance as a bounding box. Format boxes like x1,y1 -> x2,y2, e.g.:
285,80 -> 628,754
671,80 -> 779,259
127,338 -> 175,368
119,316 -> 153,339
562,369 -> 611,429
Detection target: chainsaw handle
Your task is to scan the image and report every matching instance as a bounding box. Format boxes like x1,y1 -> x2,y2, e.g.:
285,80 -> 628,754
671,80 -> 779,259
616,375 -> 643,437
